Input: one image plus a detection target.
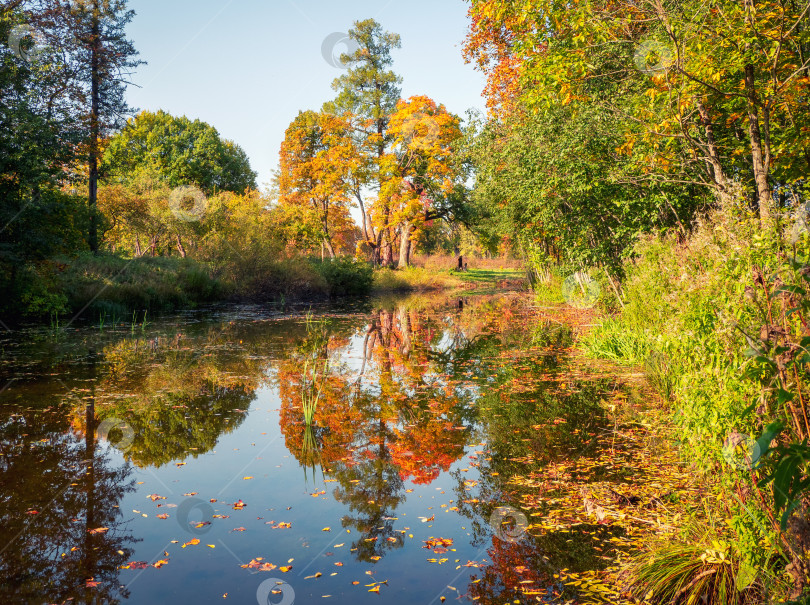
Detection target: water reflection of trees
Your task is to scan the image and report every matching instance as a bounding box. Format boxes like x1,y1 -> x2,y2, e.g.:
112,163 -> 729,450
278,297 -> 533,561
0,356 -> 138,604
70,323 -> 280,467
450,325 -> 628,604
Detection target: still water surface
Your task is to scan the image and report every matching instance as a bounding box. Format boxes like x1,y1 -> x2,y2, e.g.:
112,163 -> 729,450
0,293 -> 632,604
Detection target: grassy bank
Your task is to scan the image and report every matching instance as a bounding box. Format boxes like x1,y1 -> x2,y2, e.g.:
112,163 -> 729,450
12,253 -> 375,324
372,265 -> 526,294
575,198 -> 810,602
9,253 -> 524,325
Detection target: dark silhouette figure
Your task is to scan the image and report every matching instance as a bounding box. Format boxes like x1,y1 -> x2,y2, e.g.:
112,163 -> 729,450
457,255 -> 463,271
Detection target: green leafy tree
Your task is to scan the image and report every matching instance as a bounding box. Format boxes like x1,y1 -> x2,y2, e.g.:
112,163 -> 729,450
102,109 -> 257,196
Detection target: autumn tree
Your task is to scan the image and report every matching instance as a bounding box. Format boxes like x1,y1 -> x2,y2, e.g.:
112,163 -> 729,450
278,110 -> 358,259
385,95 -> 469,267
465,0 -> 810,224
324,18 -> 402,265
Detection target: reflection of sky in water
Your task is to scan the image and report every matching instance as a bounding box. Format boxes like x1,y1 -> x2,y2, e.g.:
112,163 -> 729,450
0,294 -> 619,605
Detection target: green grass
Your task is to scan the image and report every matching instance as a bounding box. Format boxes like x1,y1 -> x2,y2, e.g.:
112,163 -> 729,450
372,266 -> 526,293
455,268 -> 525,283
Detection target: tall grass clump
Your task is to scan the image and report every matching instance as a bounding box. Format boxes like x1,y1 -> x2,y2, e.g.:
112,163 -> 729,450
299,313 -> 332,425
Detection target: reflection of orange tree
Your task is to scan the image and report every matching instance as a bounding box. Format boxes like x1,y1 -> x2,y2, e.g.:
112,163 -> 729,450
465,537 -> 558,604
276,304 -> 485,561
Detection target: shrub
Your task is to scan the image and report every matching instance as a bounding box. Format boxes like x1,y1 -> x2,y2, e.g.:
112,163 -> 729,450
313,257 -> 374,297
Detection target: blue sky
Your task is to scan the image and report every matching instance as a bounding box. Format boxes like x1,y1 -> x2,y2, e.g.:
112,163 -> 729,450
125,0 -> 486,189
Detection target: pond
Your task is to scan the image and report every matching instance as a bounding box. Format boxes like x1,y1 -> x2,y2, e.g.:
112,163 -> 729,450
0,292 -> 662,605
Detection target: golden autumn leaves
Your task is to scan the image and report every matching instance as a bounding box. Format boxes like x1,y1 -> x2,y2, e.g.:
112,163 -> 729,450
277,96 -> 464,261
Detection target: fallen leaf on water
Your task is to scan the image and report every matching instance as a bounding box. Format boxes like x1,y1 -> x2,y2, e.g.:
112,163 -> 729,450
207,544 -> 215,548
88,527 -> 108,534
85,578 -> 100,587
157,514 -> 169,520
233,500 -> 246,510
322,527 -> 331,532
153,559 -> 169,568
182,492 -> 197,497
368,586 -> 380,593
232,527 -> 247,532
213,514 -> 230,519
181,538 -> 200,548
279,566 -> 292,573
148,494 -> 166,501
243,476 -> 254,480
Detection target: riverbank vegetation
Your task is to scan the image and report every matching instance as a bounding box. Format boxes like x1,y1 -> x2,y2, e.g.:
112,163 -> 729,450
464,0 -> 810,601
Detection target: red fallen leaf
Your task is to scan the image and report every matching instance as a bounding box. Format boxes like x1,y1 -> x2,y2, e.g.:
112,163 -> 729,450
128,561 -> 149,569
233,500 -> 246,510
182,492 -> 197,497
88,527 -> 109,535
26,510 -> 38,515
423,537 -> 453,553
153,559 -> 169,568
210,499 -> 217,503
156,514 -> 169,520
232,527 -> 247,532
212,514 -> 230,519
193,521 -> 211,528
148,494 -> 166,501
85,578 -> 101,587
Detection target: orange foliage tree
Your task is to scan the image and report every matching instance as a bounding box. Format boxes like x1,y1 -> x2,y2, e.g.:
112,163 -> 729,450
278,110 -> 360,258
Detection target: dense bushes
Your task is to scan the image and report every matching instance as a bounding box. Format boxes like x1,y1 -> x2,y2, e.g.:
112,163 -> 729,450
311,257 -> 373,297
583,198 -> 810,601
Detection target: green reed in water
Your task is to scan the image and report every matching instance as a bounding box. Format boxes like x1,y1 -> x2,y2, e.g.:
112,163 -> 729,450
300,312 -> 331,425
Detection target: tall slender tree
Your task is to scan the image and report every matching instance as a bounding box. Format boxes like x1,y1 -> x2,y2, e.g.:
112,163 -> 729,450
67,0 -> 140,252
324,18 -> 401,265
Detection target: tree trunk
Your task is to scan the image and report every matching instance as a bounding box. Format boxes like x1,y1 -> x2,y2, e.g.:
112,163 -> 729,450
398,221 -> 413,268
696,101 -> 731,201
744,63 -> 772,222
134,235 -> 142,257
382,228 -> 394,267
88,2 -> 101,253
323,237 -> 336,259
175,233 -> 187,258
